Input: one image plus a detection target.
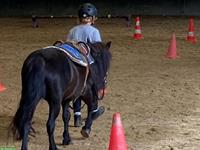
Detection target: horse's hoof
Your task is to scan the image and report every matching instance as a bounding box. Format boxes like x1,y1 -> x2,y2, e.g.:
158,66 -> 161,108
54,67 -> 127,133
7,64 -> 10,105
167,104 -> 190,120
81,128 -> 90,138
62,139 -> 72,145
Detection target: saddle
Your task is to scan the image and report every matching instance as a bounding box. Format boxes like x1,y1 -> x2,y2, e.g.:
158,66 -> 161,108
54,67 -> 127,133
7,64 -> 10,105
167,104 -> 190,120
52,40 -> 94,67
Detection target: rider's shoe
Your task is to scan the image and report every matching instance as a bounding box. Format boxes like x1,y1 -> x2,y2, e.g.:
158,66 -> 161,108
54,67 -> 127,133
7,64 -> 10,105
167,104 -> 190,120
74,115 -> 82,127
91,106 -> 105,121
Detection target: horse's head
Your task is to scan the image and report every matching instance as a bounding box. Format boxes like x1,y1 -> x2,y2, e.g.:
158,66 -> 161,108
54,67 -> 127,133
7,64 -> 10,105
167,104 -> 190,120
87,41 -> 112,99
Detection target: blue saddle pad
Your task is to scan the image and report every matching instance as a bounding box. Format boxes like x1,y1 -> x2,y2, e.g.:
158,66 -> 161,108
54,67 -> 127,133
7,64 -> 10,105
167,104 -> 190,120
57,44 -> 94,65
58,44 -> 82,60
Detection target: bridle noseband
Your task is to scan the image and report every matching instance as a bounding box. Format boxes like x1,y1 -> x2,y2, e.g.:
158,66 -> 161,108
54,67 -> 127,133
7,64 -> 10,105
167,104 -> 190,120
97,72 -> 108,100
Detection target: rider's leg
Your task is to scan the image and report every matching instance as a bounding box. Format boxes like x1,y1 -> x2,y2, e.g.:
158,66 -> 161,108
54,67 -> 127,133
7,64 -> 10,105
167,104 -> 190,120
91,102 -> 105,121
73,97 -> 82,127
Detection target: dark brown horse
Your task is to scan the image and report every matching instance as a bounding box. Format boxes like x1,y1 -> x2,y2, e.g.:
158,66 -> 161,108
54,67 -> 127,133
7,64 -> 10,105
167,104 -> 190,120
11,41 -> 111,150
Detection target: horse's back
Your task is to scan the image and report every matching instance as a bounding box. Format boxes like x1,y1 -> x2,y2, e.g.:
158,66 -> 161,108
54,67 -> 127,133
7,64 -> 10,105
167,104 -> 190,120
23,48 -> 72,75
24,48 -> 66,64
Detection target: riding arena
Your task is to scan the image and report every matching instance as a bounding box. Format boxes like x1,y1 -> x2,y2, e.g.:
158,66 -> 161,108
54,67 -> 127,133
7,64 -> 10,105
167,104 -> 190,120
0,0 -> 200,150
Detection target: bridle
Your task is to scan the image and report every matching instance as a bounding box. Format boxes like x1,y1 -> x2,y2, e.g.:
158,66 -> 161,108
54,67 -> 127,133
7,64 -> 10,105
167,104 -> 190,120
97,72 -> 108,100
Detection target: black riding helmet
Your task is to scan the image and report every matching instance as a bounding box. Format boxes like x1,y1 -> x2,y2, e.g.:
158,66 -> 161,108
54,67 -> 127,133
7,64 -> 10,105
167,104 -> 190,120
78,3 -> 97,18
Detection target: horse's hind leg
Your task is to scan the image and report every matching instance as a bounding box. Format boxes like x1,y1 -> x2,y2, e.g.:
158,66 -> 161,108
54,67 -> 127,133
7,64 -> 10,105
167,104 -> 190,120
62,100 -> 71,145
47,101 -> 60,150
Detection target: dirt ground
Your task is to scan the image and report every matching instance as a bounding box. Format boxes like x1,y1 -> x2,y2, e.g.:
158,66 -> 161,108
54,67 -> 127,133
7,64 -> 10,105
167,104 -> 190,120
0,16 -> 200,150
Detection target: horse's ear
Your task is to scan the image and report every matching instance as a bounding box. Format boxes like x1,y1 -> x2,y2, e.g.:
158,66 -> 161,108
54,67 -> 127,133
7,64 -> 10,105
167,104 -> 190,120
106,41 -> 112,50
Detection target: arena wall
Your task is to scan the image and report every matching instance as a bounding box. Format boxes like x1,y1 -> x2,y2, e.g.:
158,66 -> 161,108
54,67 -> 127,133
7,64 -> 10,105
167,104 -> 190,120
0,0 -> 199,17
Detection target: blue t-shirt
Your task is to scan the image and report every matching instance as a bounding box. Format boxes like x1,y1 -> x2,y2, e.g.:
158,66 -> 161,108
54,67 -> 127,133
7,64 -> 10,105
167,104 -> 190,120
67,24 -> 102,43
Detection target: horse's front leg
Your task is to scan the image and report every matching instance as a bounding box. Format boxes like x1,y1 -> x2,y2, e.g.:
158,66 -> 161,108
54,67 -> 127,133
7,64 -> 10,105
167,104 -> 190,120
47,102 -> 60,150
62,100 -> 72,145
81,104 -> 93,138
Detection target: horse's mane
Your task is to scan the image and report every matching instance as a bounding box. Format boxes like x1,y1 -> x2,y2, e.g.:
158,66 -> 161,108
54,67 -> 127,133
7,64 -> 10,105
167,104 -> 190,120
89,41 -> 111,70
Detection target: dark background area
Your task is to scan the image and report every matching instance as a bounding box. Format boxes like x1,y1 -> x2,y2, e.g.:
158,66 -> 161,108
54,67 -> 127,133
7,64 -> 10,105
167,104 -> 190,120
0,0 -> 199,17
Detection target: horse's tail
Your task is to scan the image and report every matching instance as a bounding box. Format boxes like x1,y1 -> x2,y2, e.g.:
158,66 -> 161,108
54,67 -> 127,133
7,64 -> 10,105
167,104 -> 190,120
11,53 -> 45,141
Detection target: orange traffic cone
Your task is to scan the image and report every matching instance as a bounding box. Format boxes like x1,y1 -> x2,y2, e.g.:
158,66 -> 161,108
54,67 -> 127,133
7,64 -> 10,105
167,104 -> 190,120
166,33 -> 178,59
0,82 -> 6,92
108,112 -> 128,150
186,17 -> 197,43
133,17 -> 143,40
